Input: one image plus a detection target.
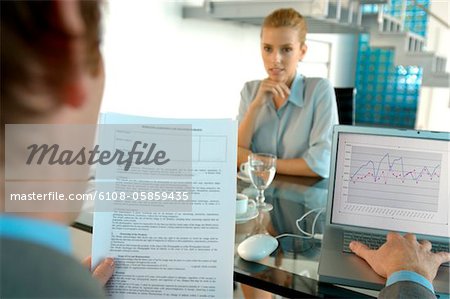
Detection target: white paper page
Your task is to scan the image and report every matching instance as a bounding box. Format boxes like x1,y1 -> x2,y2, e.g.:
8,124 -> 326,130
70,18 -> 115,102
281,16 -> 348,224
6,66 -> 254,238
92,113 -> 237,298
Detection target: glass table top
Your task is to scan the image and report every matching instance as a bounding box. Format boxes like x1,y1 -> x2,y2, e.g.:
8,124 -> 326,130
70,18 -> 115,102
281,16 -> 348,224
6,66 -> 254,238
74,174 -> 379,298
234,174 -> 379,298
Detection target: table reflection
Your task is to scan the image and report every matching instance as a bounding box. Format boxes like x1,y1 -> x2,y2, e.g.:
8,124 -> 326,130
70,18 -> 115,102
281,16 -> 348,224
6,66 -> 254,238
235,175 -> 373,298
236,174 -> 327,276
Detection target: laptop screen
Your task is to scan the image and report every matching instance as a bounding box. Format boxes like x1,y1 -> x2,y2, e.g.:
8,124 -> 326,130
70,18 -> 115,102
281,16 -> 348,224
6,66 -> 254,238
331,130 -> 449,238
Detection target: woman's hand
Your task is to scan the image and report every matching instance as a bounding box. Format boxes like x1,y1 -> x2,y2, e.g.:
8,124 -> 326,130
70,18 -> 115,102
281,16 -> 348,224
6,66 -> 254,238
238,78 -> 290,154
82,256 -> 115,286
252,79 -> 290,109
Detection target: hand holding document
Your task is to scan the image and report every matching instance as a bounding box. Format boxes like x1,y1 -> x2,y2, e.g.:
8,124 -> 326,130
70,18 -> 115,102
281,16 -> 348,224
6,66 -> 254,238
92,113 -> 237,298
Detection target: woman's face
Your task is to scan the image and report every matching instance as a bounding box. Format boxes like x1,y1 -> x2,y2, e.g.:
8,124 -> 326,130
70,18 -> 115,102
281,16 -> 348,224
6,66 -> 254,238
261,26 -> 307,85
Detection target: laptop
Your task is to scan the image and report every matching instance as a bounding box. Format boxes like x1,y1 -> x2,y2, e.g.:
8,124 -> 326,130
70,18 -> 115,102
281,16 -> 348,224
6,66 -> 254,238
318,125 -> 449,294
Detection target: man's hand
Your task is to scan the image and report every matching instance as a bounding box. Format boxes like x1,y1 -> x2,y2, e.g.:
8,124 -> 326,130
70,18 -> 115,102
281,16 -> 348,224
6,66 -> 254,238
82,256 -> 115,286
350,232 -> 450,282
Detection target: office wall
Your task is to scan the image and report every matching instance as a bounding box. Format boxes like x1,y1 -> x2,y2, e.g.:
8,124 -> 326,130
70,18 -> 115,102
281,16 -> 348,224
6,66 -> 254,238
100,0 -> 358,119
415,1 -> 450,132
308,34 -> 358,88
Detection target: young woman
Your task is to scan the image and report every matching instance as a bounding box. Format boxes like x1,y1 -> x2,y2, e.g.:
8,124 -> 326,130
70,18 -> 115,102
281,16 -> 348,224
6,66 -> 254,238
237,8 -> 339,178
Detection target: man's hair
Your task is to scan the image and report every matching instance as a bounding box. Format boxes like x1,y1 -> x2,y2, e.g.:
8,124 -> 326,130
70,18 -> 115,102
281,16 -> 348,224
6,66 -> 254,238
1,1 -> 102,118
262,8 -> 308,45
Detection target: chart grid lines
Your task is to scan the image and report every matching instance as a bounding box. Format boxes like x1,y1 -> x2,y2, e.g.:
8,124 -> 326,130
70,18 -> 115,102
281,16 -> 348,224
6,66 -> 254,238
344,145 -> 441,212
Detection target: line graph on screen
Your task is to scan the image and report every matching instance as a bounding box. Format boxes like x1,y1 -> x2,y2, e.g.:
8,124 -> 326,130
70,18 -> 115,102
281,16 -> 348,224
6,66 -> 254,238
343,145 -> 441,212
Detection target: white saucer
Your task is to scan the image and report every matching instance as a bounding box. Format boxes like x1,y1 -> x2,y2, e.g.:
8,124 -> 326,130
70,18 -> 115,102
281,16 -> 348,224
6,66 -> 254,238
240,186 -> 258,199
237,171 -> 252,183
236,203 -> 259,223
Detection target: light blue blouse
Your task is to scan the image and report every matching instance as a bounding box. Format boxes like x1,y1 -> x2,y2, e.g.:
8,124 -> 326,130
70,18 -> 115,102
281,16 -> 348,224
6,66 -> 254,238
237,72 -> 339,178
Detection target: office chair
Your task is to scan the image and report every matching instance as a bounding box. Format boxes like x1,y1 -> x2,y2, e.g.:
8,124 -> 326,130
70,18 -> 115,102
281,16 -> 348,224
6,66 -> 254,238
334,87 -> 356,125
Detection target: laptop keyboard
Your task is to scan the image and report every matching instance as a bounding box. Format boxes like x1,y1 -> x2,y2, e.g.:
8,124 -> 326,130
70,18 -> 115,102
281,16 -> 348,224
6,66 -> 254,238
343,231 -> 449,267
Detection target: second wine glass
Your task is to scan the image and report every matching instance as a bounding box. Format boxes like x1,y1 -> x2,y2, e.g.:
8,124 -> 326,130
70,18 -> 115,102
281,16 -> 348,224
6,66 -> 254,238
248,153 -> 277,212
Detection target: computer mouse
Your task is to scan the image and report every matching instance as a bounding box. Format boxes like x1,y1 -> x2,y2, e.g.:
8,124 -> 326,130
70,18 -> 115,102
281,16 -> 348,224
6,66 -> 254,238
237,234 -> 279,262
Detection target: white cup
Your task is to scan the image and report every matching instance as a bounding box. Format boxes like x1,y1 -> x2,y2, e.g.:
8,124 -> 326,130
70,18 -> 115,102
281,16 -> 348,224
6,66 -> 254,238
239,162 -> 250,177
236,193 -> 255,215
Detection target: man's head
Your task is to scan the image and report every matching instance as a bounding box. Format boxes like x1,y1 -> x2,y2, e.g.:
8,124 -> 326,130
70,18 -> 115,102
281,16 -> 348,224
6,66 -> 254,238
1,0 -> 103,124
1,0 -> 104,223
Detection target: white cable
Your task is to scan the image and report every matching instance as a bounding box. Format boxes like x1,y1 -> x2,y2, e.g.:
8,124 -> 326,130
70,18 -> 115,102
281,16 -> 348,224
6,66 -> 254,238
295,209 -> 314,236
296,219 -> 311,237
295,208 -> 324,237
276,233 -> 311,240
276,208 -> 325,240
311,208 -> 324,237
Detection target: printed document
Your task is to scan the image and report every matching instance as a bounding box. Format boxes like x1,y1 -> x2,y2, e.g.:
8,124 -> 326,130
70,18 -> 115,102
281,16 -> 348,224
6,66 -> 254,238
92,113 -> 237,298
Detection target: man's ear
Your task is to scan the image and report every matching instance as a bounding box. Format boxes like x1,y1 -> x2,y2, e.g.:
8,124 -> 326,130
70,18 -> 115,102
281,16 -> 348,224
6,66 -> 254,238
63,79 -> 87,108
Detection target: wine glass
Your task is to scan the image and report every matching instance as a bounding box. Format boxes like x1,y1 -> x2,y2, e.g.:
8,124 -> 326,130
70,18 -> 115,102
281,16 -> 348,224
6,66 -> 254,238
248,153 -> 276,211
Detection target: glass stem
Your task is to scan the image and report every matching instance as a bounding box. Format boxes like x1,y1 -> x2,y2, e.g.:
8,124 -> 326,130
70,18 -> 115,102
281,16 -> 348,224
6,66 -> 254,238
256,189 -> 265,206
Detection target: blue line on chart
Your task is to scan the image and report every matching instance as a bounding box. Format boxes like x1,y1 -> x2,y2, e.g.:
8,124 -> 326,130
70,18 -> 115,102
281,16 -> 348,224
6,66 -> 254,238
350,153 -> 440,184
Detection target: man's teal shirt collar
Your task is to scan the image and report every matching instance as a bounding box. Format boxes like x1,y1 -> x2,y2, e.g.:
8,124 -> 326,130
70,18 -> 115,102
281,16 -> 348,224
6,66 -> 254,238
0,214 -> 72,255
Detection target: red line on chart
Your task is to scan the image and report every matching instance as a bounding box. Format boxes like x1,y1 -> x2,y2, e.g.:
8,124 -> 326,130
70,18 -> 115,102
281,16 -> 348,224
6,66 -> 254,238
350,153 -> 440,184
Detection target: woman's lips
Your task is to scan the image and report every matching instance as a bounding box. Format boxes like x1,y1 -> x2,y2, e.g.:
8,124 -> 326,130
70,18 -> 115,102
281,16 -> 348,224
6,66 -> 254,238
269,68 -> 284,76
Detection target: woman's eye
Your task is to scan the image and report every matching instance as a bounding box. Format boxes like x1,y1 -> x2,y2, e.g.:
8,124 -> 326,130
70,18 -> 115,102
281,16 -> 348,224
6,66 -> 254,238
282,48 -> 292,53
264,46 -> 272,52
